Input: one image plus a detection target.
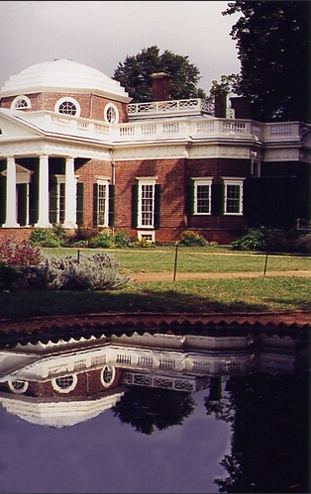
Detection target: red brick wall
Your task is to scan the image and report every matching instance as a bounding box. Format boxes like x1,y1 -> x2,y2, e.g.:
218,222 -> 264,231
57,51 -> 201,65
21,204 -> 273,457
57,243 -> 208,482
0,228 -> 32,243
32,368 -> 123,398
77,159 -> 112,228
114,158 -> 187,242
1,92 -> 128,123
186,157 -> 250,181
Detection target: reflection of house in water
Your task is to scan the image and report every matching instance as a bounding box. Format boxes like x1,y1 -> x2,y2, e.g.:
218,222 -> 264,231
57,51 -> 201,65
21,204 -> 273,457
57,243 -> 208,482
0,329 -> 308,427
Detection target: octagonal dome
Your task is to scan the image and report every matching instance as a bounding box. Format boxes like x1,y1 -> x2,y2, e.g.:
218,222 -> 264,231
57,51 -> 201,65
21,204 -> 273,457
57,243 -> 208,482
0,58 -> 131,102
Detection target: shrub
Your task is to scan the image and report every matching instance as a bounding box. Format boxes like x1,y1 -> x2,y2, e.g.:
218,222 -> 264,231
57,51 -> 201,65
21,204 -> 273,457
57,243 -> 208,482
294,233 -> 311,253
88,231 -> 116,249
231,229 -> 267,251
0,238 -> 43,266
231,228 -> 311,253
178,231 -> 207,247
30,251 -> 129,291
115,231 -> 133,248
29,228 -> 61,247
0,262 -> 24,291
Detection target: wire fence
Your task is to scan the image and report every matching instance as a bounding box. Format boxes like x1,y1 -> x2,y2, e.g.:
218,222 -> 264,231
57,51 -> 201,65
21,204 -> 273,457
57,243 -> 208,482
75,246 -> 310,280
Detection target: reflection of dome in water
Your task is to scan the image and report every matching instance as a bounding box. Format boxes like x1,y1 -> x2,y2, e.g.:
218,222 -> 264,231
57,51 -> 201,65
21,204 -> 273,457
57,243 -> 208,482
0,389 -> 125,428
0,58 -> 130,101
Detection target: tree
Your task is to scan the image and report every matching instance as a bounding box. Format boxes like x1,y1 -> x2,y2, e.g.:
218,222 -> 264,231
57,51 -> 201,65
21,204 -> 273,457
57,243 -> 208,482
112,386 -> 195,434
112,45 -> 206,102
222,1 -> 310,122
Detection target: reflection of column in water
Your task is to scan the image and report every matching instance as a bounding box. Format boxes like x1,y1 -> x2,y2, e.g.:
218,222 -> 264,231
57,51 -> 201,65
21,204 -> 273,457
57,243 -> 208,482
209,375 -> 222,400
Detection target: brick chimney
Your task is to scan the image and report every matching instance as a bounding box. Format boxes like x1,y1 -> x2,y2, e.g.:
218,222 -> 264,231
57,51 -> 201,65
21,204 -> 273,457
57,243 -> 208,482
214,91 -> 227,118
151,72 -> 170,101
230,97 -> 252,119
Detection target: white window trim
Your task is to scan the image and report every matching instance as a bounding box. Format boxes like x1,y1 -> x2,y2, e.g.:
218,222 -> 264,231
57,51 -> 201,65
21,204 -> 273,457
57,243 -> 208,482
104,103 -> 119,124
136,177 -> 157,229
137,230 -> 155,242
54,174 -> 78,224
52,374 -> 77,393
223,177 -> 245,216
100,365 -> 116,387
8,380 -> 29,394
97,179 -> 110,227
192,177 -> 212,215
55,97 -> 81,117
11,95 -> 31,110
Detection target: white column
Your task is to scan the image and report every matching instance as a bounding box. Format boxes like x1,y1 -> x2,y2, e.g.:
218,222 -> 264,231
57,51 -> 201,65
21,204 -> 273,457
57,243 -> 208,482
3,157 -> 19,227
35,155 -> 51,228
62,156 -> 77,229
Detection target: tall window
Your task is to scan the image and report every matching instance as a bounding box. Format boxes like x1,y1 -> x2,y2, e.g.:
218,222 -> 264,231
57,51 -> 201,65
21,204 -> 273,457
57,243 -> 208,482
138,179 -> 156,227
97,180 -> 109,226
224,178 -> 244,215
58,182 -> 65,223
192,178 -> 212,215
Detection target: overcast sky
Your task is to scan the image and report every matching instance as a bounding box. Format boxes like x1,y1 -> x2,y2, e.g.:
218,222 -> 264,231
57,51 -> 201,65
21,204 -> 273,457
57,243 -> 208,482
0,1 -> 241,94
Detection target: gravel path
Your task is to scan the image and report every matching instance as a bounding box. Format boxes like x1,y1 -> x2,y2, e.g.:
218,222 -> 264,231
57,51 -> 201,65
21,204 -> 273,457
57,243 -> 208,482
128,269 -> 311,282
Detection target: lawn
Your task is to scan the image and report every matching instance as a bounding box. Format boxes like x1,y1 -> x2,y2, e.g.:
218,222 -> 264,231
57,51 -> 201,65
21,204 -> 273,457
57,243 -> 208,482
42,246 -> 311,275
0,246 -> 310,320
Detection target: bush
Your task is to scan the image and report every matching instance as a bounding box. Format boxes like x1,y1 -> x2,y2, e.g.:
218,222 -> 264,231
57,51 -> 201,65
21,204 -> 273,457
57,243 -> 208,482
231,228 -> 311,253
88,230 -> 116,249
29,228 -> 61,247
294,233 -> 311,253
178,231 -> 207,247
0,238 -> 43,266
231,229 -> 267,251
28,251 -> 130,291
0,262 -> 24,291
115,231 -> 133,248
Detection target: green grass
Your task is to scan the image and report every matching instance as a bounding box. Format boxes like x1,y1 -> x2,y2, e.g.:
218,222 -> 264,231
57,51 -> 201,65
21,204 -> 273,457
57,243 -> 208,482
42,246 -> 311,274
0,246 -> 309,321
0,277 -> 310,320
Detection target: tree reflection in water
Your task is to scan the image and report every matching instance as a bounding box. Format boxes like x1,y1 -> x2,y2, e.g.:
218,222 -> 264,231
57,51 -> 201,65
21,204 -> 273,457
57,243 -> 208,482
205,372 -> 309,493
113,386 -> 195,435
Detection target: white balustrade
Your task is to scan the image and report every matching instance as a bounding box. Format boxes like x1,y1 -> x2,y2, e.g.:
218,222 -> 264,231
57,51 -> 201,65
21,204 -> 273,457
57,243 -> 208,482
263,122 -> 302,142
15,107 -> 307,147
128,98 -> 213,117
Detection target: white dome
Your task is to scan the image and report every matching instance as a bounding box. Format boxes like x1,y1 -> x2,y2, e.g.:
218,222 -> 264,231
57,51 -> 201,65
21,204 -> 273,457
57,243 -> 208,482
0,58 -> 131,102
0,390 -> 125,428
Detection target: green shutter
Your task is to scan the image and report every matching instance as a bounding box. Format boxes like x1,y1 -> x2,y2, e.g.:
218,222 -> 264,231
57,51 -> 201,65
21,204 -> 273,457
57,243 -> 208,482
93,183 -> 98,226
49,177 -> 58,224
76,182 -> 84,226
154,184 -> 161,229
29,165 -> 39,225
185,183 -> 194,216
211,183 -> 224,216
17,183 -> 27,226
131,184 -> 138,228
0,174 -> 6,225
108,184 -> 115,227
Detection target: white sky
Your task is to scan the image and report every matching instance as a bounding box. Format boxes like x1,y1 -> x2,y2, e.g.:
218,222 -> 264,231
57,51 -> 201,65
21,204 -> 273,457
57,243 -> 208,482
0,1 -> 241,95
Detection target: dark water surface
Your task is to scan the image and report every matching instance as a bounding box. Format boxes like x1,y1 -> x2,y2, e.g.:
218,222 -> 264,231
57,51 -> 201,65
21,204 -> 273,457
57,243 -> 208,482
0,325 -> 309,493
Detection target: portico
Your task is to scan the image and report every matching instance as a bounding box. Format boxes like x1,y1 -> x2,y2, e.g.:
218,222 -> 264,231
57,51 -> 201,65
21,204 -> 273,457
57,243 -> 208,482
0,153 -> 78,229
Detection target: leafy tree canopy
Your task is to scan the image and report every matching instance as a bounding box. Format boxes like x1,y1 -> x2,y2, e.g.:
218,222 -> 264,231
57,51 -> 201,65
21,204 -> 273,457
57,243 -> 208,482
112,45 -> 206,102
222,1 -> 310,122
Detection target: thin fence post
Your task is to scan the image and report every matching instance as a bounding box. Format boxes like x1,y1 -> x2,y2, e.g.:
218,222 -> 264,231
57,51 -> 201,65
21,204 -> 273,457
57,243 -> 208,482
263,251 -> 268,275
173,242 -> 179,281
77,249 -> 80,264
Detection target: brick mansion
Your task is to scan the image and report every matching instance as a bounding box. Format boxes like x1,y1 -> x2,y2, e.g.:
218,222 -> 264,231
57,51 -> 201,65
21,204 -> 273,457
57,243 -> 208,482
0,58 -> 310,244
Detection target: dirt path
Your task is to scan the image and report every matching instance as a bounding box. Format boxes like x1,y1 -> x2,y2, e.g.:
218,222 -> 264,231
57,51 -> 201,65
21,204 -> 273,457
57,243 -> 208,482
128,269 -> 311,282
